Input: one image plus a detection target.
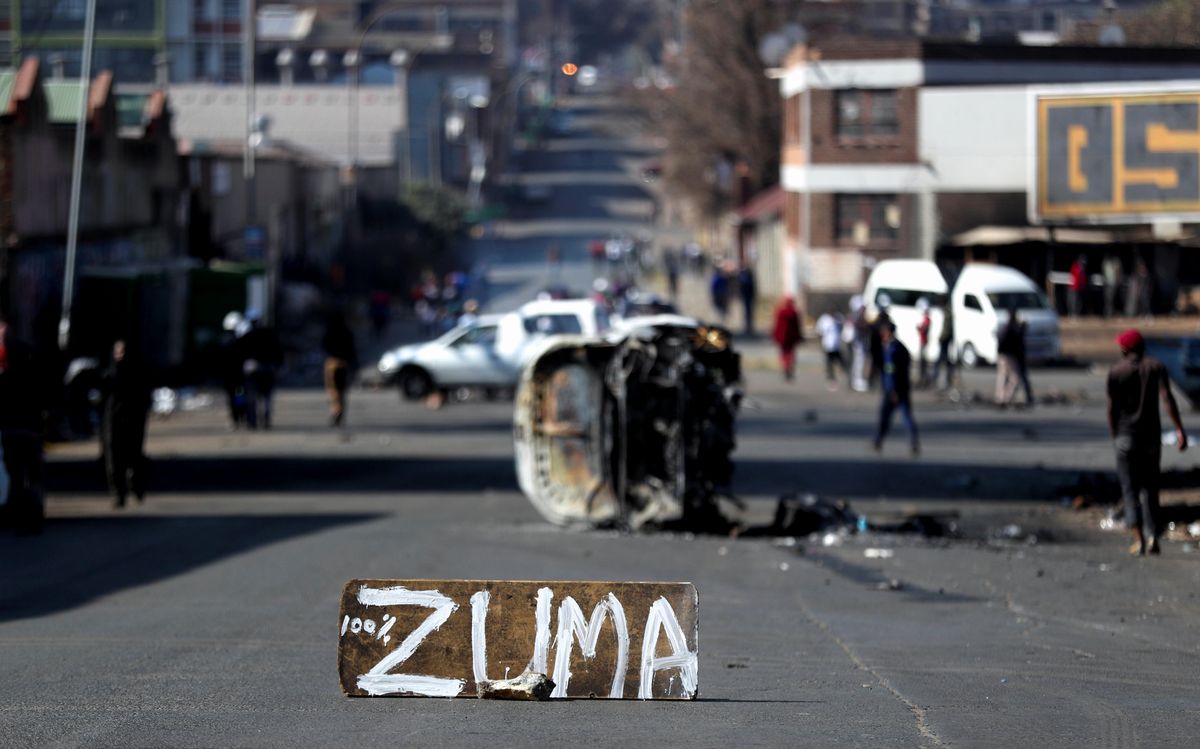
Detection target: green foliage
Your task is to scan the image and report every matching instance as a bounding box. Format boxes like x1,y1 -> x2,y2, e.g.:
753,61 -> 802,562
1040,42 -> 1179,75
400,183 -> 469,236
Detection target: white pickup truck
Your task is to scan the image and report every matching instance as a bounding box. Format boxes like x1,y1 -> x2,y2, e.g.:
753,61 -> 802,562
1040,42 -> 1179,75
378,299 -> 610,400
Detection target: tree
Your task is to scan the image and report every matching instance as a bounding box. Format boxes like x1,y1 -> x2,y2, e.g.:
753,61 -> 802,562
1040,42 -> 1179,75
643,1 -> 804,219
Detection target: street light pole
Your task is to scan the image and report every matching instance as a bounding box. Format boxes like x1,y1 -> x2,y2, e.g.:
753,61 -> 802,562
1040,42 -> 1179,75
57,0 -> 97,351
244,0 -> 258,227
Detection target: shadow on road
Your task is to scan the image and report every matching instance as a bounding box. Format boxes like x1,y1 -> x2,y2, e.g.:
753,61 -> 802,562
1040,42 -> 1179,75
0,512 -> 381,622
46,456 -> 519,495
733,458 -> 1089,503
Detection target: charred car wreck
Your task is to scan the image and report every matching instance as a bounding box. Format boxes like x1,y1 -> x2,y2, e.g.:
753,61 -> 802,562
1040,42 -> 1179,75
514,319 -> 742,531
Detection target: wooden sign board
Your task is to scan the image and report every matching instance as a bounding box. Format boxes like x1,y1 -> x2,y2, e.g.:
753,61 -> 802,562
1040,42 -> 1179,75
337,579 -> 698,700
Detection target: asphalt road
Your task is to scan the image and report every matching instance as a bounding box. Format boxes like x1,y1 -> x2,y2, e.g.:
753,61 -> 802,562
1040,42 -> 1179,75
4,97 -> 1200,747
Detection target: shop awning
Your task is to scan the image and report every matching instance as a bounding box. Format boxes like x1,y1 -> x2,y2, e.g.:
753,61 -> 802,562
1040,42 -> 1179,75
951,226 -> 1117,246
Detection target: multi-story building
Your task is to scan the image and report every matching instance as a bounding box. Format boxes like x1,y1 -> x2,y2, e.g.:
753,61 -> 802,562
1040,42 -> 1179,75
0,55 -> 181,356
777,39 -> 1200,314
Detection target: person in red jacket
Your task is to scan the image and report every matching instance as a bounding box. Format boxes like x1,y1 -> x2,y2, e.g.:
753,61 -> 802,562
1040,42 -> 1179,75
1069,256 -> 1087,317
772,297 -> 804,381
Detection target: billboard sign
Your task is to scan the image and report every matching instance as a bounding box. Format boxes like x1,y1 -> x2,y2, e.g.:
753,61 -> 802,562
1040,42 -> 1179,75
1034,91 -> 1200,224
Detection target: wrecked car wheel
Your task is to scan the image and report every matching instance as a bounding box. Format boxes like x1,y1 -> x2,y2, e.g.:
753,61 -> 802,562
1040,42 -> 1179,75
959,343 -> 979,369
399,368 -> 433,400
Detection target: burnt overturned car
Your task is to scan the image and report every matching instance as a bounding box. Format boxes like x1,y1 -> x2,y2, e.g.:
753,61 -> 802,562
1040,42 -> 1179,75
514,318 -> 742,531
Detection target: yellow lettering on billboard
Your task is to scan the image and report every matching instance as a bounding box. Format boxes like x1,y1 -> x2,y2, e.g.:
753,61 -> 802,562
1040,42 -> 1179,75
1068,125 -> 1089,193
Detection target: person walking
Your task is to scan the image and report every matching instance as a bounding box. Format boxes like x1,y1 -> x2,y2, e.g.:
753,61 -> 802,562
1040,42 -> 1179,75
710,265 -> 730,323
322,310 -> 358,429
237,310 -> 283,430
816,310 -> 846,388
663,248 -> 680,300
995,307 -> 1033,406
931,302 -> 956,390
771,297 -> 803,381
1102,256 -> 1122,319
846,295 -> 870,392
219,311 -> 247,429
1126,258 -> 1152,317
872,322 -> 919,456
100,341 -> 151,508
868,295 -> 893,390
738,265 -> 757,337
1107,329 -> 1187,556
915,297 -> 932,388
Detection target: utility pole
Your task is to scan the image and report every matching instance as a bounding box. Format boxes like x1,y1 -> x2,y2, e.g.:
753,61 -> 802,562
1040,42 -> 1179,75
244,0 -> 257,227
57,0 -> 97,351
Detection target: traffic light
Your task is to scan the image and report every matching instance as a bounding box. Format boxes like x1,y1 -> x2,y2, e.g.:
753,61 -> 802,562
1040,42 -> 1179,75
561,62 -> 578,76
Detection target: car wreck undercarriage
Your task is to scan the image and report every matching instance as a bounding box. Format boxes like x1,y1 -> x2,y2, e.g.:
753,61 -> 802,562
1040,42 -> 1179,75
514,322 -> 742,532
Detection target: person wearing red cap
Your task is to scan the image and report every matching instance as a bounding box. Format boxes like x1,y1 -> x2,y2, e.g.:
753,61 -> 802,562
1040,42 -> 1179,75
1107,328 -> 1186,555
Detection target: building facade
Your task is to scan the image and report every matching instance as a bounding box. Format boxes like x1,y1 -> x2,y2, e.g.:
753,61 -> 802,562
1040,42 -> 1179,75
778,40 -> 1200,314
0,56 -> 180,356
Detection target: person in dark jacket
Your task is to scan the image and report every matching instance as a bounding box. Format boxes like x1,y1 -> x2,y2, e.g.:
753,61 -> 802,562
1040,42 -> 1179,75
995,307 -> 1033,406
0,319 -> 44,532
710,265 -> 730,323
322,310 -> 358,428
872,323 -> 919,456
1108,329 -> 1187,556
867,296 -> 893,390
738,265 -> 757,336
100,340 -> 151,508
237,311 -> 283,430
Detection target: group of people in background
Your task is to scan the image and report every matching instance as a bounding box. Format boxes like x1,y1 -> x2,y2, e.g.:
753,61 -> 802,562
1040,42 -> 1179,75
1069,255 -> 1153,318
218,310 -> 283,432
410,267 -> 490,339
767,292 -> 1049,457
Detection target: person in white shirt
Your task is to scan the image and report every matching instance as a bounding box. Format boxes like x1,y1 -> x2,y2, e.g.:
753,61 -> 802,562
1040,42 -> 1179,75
816,311 -> 847,389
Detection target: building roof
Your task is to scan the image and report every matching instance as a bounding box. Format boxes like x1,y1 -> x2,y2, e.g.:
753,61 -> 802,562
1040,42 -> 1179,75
810,38 -> 1200,65
736,186 -> 785,224
951,226 -> 1117,246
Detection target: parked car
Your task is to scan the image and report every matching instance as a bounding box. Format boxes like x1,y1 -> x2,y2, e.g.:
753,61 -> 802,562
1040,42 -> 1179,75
378,300 -> 611,401
863,260 -> 1060,368
951,264 -> 1061,367
862,259 -> 947,364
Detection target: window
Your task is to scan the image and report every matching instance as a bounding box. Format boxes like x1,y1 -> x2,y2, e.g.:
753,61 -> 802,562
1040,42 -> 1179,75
194,44 -> 210,80
836,194 -> 900,244
964,295 -> 984,312
988,291 -> 1048,311
836,89 -> 898,138
453,325 -> 498,346
222,42 -> 242,82
875,289 -> 946,309
223,0 -> 242,21
61,0 -> 85,19
523,314 -> 583,335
